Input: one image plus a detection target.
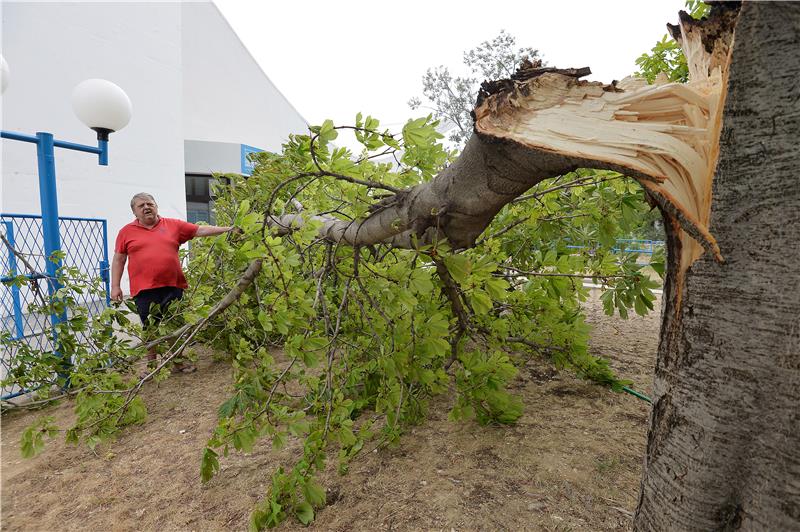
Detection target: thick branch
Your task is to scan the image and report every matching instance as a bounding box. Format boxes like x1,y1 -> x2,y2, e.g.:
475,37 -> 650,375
268,132 -> 636,249
269,40 -> 731,264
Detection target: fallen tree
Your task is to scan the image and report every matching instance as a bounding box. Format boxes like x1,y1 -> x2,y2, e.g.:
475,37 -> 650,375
4,2 -> 798,529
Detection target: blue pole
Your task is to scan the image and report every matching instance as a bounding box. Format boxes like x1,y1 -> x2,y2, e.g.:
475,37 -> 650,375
4,221 -> 26,340
101,219 -> 110,305
2,128 -> 114,394
34,132 -> 68,350
98,139 -> 108,166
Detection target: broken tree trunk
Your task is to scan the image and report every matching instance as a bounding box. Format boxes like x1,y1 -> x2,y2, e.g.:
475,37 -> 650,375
270,7 -> 735,265
635,2 -> 800,529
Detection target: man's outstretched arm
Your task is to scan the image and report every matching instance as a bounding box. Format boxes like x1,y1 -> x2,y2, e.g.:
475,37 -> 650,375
194,225 -> 237,238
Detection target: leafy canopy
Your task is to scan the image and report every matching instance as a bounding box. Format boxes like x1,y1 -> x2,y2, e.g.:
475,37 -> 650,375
3,114 -> 660,528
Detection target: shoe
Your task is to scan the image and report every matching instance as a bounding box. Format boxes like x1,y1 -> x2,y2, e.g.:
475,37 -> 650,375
171,360 -> 197,374
138,353 -> 159,380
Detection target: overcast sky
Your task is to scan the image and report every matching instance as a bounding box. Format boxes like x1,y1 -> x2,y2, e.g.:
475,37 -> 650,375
214,0 -> 686,132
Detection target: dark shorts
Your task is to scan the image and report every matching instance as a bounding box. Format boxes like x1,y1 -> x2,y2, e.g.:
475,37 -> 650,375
134,286 -> 183,329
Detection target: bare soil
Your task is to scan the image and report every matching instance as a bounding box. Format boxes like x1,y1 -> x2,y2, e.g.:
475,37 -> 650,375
1,293 -> 660,531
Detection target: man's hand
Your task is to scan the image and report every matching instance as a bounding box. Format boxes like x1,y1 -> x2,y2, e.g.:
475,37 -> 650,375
111,286 -> 123,302
111,252 -> 127,302
226,225 -> 245,244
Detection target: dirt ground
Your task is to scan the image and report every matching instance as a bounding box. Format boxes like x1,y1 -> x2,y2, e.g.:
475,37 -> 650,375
1,293 -> 660,531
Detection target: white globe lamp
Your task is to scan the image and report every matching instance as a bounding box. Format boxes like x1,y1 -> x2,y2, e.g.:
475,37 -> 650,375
71,79 -> 132,140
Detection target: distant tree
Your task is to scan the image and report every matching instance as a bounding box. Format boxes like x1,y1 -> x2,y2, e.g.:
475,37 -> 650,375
409,30 -> 542,147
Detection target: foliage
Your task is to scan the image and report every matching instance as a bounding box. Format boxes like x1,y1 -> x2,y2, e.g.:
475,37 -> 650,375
635,0 -> 711,83
1,259 -> 152,447
192,118 -> 660,528
3,112 -> 663,528
409,31 -> 541,148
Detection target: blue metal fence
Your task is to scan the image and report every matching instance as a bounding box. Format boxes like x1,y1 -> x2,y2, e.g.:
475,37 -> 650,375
610,239 -> 664,255
566,238 -> 664,256
1,214 -> 110,400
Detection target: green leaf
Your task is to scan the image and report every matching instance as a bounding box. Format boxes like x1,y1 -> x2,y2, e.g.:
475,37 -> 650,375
651,260 -> 665,277
250,508 -> 268,532
394,290 -> 418,312
218,394 -> 239,418
402,116 -> 429,146
274,311 -> 290,335
288,418 -> 311,437
20,430 -> 38,459
121,397 -> 147,425
200,447 -> 220,483
302,336 -> 328,353
272,431 -> 287,450
235,199 -> 251,224
257,310 -> 270,331
318,119 -> 338,143
65,428 -> 79,445
303,480 -> 327,507
295,502 -> 315,525
232,426 -> 257,453
470,290 -> 492,315
408,269 -> 434,294
443,255 -> 471,284
426,312 -> 449,337
484,277 -> 509,300
600,289 -> 615,316
302,348 -> 320,368
338,426 -> 357,447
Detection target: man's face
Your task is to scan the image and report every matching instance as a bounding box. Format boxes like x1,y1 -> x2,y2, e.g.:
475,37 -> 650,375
132,197 -> 159,225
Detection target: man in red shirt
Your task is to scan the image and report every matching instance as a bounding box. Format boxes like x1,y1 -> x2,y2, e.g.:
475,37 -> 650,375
111,192 -> 235,374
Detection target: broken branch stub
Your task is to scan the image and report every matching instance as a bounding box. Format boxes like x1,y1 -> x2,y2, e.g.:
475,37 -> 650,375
473,4 -> 739,276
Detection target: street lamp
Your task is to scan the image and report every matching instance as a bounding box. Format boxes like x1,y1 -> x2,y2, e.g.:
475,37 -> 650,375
1,54 -> 132,354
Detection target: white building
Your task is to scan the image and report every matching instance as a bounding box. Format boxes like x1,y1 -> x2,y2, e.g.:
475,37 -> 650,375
1,1 -> 307,292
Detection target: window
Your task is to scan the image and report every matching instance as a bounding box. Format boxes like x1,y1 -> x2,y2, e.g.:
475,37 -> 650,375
185,174 -> 228,224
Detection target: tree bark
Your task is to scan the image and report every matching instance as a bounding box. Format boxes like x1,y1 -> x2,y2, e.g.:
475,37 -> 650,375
270,133 -> 627,249
634,3 -> 800,530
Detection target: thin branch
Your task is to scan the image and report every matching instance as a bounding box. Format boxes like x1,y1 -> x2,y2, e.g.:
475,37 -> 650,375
497,265 -> 631,280
475,215 -> 531,246
308,129 -> 401,193
0,231 -> 49,306
512,175 -> 621,204
434,258 -> 471,370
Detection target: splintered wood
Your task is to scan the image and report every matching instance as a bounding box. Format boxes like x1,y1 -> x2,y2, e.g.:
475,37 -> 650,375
474,11 -> 736,276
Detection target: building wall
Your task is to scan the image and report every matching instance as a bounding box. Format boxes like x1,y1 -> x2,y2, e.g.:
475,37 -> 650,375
1,2 -> 186,253
1,1 -> 307,294
184,140 -> 241,175
181,2 -> 307,151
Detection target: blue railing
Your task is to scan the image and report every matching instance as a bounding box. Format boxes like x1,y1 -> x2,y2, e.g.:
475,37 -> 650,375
567,238 -> 664,255
1,213 -> 110,400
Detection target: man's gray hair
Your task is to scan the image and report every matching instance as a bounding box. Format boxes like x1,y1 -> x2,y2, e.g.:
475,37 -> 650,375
130,192 -> 156,209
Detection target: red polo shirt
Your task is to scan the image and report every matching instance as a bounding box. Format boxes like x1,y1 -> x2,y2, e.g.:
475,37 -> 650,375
114,217 -> 199,297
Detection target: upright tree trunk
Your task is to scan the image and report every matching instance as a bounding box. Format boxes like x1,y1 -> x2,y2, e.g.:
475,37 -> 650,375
635,3 -> 800,530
